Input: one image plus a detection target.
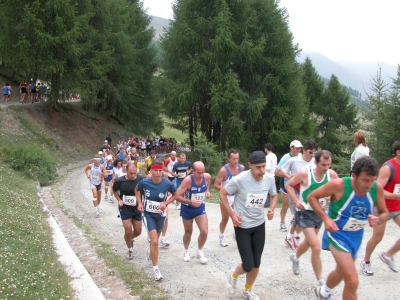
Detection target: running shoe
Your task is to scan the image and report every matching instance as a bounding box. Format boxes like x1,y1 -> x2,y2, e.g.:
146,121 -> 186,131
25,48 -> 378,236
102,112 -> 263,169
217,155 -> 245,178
160,237 -> 170,248
293,236 -> 300,249
242,290 -> 260,300
196,250 -> 208,264
153,268 -> 164,281
183,251 -> 191,262
290,253 -> 300,275
128,249 -> 133,259
176,203 -> 181,210
227,271 -> 237,294
219,234 -> 228,247
360,261 -> 374,276
280,222 -> 287,232
110,196 -> 114,203
379,251 -> 399,272
284,236 -> 295,250
95,207 -> 100,217
105,194 -> 108,200
314,285 -> 331,299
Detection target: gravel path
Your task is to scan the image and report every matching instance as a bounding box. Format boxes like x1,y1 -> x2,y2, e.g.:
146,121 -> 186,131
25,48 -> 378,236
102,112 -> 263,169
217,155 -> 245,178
45,164 -> 400,299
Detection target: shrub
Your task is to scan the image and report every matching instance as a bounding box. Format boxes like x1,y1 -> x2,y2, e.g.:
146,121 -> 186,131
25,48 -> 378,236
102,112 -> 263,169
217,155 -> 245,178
2,143 -> 56,185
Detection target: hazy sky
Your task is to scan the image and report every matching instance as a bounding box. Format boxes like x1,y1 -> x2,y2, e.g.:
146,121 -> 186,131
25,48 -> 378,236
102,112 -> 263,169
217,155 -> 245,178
142,0 -> 399,66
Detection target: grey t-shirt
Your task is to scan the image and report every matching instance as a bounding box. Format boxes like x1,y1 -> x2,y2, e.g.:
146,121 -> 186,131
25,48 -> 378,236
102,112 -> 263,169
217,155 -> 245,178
224,170 -> 276,229
281,155 -> 315,175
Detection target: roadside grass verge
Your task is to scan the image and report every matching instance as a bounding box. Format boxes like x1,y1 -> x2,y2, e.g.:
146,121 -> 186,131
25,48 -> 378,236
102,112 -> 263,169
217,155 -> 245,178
55,188 -> 170,300
0,165 -> 72,299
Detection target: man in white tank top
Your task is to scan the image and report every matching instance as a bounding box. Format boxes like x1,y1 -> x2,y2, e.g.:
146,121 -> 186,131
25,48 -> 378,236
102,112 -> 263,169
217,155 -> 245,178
84,154 -> 107,217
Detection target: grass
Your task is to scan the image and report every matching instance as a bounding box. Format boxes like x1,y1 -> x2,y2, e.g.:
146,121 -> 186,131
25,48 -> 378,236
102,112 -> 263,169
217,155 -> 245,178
0,165 -> 72,299
161,117 -> 188,144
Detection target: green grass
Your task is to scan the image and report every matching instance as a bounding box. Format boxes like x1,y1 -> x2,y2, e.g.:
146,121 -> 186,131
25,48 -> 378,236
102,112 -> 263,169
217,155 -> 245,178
0,165 -> 72,299
161,117 -> 188,144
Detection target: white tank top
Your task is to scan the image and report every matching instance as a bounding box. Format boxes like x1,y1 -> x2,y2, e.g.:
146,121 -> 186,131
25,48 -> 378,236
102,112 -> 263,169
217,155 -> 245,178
90,164 -> 102,185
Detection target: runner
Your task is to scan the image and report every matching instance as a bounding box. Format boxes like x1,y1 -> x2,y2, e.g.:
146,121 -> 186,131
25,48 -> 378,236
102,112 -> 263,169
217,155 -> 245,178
220,151 -> 277,300
277,140 -> 318,249
84,154 -> 107,217
162,161 -> 211,264
164,151 -> 178,183
113,163 -> 144,258
171,153 -> 192,209
285,150 -> 338,287
145,150 -> 157,175
274,140 -> 303,232
308,156 -> 388,300
135,160 -> 176,281
213,150 -> 245,247
361,139 -> 400,275
103,155 -> 115,203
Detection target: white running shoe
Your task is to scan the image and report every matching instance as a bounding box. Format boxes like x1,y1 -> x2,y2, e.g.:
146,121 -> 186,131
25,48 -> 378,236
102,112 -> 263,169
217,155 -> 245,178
284,236 -> 295,250
242,290 -> 260,300
183,251 -> 190,262
160,237 -> 170,248
280,222 -> 287,232
227,271 -> 237,294
128,249 -> 133,259
315,285 -> 331,299
379,251 -> 399,272
196,249 -> 208,264
360,261 -> 374,276
176,203 -> 181,210
110,196 -> 114,203
219,234 -> 228,247
105,194 -> 108,200
95,207 -> 100,217
153,268 -> 163,281
290,253 -> 300,275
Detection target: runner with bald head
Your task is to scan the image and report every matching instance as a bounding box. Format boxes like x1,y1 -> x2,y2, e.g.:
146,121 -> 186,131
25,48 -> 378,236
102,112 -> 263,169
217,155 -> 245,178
162,161 -> 211,264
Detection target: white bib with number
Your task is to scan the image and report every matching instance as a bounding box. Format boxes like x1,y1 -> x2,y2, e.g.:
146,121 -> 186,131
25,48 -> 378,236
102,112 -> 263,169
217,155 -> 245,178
122,195 -> 136,206
245,193 -> 267,209
91,175 -> 99,181
343,218 -> 368,231
394,184 -> 400,194
107,170 -> 113,175
179,172 -> 187,178
146,200 -> 162,214
191,192 -> 205,203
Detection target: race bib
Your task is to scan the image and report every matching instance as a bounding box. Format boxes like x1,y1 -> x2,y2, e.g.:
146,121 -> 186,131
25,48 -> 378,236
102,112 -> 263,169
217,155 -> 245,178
91,175 -> 99,181
179,172 -> 186,178
343,218 -> 368,231
146,200 -> 162,214
122,195 -> 136,206
394,184 -> 400,194
191,192 -> 205,203
245,193 -> 267,209
107,170 -> 113,175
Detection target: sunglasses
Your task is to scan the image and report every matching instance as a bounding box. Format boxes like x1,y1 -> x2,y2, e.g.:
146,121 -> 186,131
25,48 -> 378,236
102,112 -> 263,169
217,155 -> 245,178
308,151 -> 316,155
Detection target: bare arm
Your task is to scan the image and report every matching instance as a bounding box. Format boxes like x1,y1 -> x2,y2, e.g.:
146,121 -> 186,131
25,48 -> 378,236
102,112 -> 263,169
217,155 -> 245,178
378,165 -> 400,200
369,183 -> 389,227
220,188 -> 241,227
213,167 -> 227,191
285,170 -> 307,210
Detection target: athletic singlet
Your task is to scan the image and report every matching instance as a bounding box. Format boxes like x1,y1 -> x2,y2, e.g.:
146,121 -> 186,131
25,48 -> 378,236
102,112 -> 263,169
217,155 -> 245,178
3,86 -> 9,94
104,162 -> 114,182
90,164 -> 102,185
183,175 -> 207,207
140,141 -> 146,149
328,177 -> 377,232
138,178 -> 176,215
220,164 -> 243,198
165,157 -> 178,177
383,158 -> 400,212
299,166 -> 330,210
117,153 -> 125,160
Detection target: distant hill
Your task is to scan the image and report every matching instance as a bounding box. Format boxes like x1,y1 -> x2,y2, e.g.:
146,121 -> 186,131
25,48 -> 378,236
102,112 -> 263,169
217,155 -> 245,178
149,15 -> 170,39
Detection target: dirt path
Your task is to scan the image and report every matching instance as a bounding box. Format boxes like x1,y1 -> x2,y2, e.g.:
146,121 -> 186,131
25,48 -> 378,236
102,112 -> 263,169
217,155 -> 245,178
47,165 -> 400,299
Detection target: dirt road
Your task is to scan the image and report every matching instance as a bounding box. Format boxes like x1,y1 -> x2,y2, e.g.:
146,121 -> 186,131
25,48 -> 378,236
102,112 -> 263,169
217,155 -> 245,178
50,166 -> 400,299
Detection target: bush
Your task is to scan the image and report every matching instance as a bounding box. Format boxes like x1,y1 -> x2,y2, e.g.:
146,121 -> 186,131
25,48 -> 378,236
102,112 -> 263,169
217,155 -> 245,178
2,143 -> 56,185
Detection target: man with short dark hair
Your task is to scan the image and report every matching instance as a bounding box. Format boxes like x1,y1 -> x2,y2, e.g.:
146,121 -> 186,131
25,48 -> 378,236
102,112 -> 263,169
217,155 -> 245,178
308,156 -> 388,300
286,150 -> 338,286
361,139 -> 400,275
221,151 -> 277,300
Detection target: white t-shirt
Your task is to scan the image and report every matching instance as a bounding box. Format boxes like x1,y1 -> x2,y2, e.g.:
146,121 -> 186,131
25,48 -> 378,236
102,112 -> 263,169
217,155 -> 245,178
351,144 -> 370,169
265,152 -> 277,175
224,170 -> 276,229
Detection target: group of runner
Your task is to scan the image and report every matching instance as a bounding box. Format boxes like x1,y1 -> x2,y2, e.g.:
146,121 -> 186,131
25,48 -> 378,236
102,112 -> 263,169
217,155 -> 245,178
84,136 -> 400,300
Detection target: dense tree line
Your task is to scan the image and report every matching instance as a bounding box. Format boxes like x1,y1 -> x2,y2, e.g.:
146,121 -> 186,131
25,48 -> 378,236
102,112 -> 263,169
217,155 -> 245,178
0,0 -> 162,134
366,66 -> 400,164
159,0 -> 357,171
